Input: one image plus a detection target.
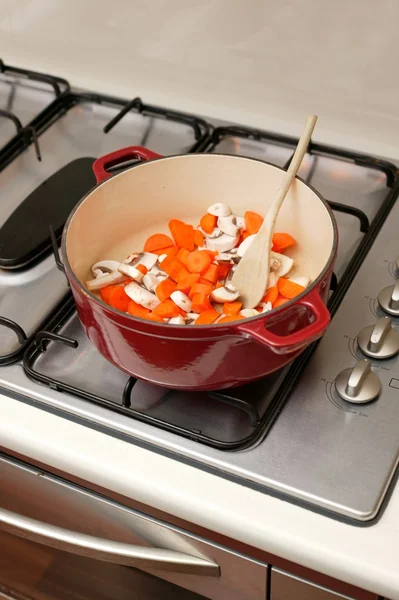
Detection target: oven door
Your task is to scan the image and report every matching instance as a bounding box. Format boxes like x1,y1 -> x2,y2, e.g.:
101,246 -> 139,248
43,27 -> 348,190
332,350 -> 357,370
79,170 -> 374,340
0,454 -> 268,600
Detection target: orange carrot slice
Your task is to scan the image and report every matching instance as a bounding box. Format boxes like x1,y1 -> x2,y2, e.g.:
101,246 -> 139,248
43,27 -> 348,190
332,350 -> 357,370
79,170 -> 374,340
169,219 -> 195,251
223,301 -> 242,316
108,286 -> 130,312
194,229 -> 205,247
143,313 -> 164,323
262,285 -> 279,304
127,300 -> 151,318
144,233 -> 174,253
176,273 -> 200,294
153,299 -> 180,318
202,264 -> 220,284
100,284 -> 121,305
195,309 -> 220,325
136,264 -> 148,275
188,282 -> 213,299
218,263 -> 231,280
273,296 -> 290,308
277,278 -> 305,299
160,256 -> 189,282
272,232 -> 296,253
245,211 -> 263,235
177,248 -> 190,266
155,278 -> 177,301
217,314 -> 245,324
200,213 -> 217,234
187,250 -> 212,274
153,245 -> 179,258
191,293 -> 212,313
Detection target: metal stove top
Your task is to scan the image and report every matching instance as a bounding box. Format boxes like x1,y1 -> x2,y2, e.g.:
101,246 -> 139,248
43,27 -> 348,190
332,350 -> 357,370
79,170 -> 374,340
1,67 -> 399,524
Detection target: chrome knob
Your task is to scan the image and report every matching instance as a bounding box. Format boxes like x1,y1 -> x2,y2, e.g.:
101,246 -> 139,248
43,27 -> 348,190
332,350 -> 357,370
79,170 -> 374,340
378,280 -> 399,317
335,360 -> 381,403
357,317 -> 399,359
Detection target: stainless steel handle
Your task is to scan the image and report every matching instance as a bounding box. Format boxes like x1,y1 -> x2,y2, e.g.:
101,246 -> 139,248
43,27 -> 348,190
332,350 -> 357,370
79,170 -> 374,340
0,507 -> 219,576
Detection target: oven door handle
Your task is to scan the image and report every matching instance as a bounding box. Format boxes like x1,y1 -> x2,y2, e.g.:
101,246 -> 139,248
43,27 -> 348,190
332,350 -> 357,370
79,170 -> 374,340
0,507 -> 220,576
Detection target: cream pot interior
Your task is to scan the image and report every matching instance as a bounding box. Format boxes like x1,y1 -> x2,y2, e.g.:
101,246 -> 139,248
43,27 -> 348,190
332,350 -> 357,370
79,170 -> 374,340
65,154 -> 335,291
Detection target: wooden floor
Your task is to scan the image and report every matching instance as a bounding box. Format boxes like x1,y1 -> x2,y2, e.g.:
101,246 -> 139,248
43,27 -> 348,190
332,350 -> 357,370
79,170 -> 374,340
0,530 -> 204,600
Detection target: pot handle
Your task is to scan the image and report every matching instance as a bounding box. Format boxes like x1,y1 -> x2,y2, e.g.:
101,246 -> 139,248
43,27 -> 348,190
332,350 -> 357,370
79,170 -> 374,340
93,146 -> 162,183
237,287 -> 330,354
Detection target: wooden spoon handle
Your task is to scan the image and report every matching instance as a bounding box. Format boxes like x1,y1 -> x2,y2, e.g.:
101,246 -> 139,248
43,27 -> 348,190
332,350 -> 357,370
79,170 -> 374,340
263,114 -> 318,228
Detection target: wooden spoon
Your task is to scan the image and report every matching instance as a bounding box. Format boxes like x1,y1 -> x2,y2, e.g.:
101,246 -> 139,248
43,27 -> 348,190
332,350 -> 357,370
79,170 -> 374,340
231,114 -> 318,309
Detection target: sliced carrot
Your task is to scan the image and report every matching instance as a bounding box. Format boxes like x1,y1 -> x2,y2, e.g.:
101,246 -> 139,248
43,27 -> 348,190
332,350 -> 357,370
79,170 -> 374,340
194,229 -> 205,247
245,211 -> 263,235
195,310 -> 220,325
203,249 -> 218,259
200,213 -> 217,234
136,264 -> 148,275
144,233 -> 174,253
178,308 -> 187,318
177,248 -> 190,266
143,313 -> 164,323
223,301 -> 242,316
262,285 -> 279,304
187,250 -> 212,274
153,299 -> 180,318
176,273 -> 200,294
191,293 -> 212,313
273,296 -> 290,308
218,263 -> 232,280
153,246 -> 179,258
272,232 -> 296,253
155,278 -> 177,301
160,256 -> 189,282
127,300 -> 151,319
169,219 -> 195,251
100,284 -> 120,305
217,314 -> 245,324
188,282 -> 213,299
277,277 -> 305,299
202,264 -> 220,284
108,286 -> 130,312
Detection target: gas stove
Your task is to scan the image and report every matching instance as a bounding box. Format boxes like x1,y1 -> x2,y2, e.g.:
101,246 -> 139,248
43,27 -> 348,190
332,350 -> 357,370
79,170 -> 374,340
1,63 -> 398,525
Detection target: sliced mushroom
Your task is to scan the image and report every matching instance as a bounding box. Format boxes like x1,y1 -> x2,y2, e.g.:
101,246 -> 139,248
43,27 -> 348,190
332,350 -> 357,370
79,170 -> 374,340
218,215 -> 240,237
150,264 -> 167,278
124,252 -> 158,271
289,275 -> 310,288
239,308 -> 259,318
91,260 -> 121,277
266,272 -> 277,289
270,251 -> 294,277
86,271 -> 126,291
170,290 -> 192,312
206,227 -> 223,240
210,284 -> 240,303
215,250 -> 237,263
118,263 -> 144,283
213,303 -> 224,313
169,315 -> 185,325
124,282 -> 160,310
206,233 -> 240,253
207,203 -> 232,217
142,273 -> 160,292
237,234 -> 256,257
123,253 -> 139,265
185,312 -> 199,324
235,215 -> 247,231
259,301 -> 273,313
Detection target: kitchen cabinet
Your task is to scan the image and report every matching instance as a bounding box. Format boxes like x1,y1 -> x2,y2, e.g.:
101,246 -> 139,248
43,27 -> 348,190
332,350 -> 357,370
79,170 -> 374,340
0,455 -> 268,600
271,568 -> 357,600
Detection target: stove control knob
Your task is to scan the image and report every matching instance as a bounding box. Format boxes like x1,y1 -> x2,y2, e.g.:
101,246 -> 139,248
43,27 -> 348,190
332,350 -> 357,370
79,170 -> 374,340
378,280 -> 399,317
357,316 -> 399,359
335,360 -> 381,403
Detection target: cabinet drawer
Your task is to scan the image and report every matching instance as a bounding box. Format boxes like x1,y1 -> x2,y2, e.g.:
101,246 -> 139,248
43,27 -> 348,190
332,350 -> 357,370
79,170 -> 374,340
0,455 -> 267,600
271,568 -> 354,600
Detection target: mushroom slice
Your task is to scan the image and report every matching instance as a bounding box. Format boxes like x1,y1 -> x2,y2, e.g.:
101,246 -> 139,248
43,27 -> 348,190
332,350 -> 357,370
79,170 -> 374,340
207,203 -> 232,217
235,216 -> 247,231
169,315 -> 185,325
170,291 -> 192,312
86,271 -> 126,291
124,252 -> 158,271
289,275 -> 310,288
118,263 -> 144,283
266,272 -> 277,289
270,251 -> 294,277
206,227 -> 223,240
215,251 -> 236,263
218,215 -> 240,237
210,284 -> 240,303
259,301 -> 273,313
123,253 -> 139,265
91,260 -> 121,277
237,234 -> 256,257
206,233 -> 240,253
142,273 -> 160,292
239,308 -> 259,318
124,282 -> 160,310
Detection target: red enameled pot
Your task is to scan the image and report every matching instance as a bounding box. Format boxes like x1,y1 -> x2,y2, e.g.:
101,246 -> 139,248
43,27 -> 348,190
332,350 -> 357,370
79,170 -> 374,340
61,146 -> 337,390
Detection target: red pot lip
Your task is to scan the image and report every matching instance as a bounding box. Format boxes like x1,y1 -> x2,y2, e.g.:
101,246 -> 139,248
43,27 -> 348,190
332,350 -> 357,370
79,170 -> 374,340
62,152 -> 338,331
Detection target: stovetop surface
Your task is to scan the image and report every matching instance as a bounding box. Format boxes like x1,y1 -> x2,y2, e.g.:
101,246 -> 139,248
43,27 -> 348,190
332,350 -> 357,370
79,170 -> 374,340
0,76 -> 398,524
